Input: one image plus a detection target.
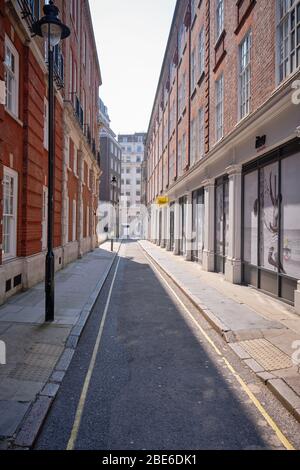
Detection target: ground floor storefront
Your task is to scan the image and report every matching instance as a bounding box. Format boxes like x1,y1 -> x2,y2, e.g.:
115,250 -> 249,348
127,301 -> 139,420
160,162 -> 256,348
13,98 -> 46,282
150,134 -> 300,315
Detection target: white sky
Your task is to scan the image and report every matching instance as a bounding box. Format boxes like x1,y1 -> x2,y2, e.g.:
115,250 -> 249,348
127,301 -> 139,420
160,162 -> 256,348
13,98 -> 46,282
89,0 -> 176,135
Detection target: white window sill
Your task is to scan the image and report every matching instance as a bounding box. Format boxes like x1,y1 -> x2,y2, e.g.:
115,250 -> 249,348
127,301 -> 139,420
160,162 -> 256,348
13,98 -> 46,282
2,255 -> 18,264
5,108 -> 23,127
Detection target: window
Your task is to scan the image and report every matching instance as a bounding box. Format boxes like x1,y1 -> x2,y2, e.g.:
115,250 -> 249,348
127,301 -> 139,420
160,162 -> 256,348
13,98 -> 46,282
182,133 -> 186,171
190,118 -> 197,165
83,32 -> 87,67
191,49 -> 196,91
126,179 -> 130,185
169,151 -> 175,180
198,108 -> 205,158
4,35 -> 19,117
136,156 -> 141,162
72,200 -> 77,241
126,168 -> 130,174
178,140 -> 182,176
277,0 -> 300,82
215,74 -> 224,141
2,168 -> 18,260
86,206 -> 90,237
216,0 -> 224,41
178,24 -> 186,56
43,98 -> 49,150
198,27 -> 205,77
182,73 -> 186,110
29,0 -> 40,19
178,74 -> 186,115
191,0 -> 197,21
65,136 -> 70,167
66,196 -> 69,242
42,186 -> 48,250
239,31 -> 252,119
74,147 -> 78,175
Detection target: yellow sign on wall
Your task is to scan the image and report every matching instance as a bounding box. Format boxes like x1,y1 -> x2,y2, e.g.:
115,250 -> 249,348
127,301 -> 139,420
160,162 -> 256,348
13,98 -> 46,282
156,196 -> 169,206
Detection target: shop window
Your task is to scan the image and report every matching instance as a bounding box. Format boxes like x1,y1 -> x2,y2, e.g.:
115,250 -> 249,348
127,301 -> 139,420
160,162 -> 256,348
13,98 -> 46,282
281,152 -> 300,278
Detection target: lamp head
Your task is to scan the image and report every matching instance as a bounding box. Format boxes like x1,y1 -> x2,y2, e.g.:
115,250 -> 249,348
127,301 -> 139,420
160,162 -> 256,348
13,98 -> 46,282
32,1 -> 70,48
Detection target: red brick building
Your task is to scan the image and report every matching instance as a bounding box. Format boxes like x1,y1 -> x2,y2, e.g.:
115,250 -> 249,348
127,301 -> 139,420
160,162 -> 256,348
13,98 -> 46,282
0,0 -> 101,304
146,0 -> 300,312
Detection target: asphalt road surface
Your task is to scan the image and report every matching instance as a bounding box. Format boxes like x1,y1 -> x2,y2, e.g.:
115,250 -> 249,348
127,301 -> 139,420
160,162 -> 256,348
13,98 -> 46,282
35,241 -> 300,450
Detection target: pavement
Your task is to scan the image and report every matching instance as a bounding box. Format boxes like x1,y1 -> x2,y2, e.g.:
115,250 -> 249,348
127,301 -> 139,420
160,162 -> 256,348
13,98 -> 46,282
139,240 -> 300,424
0,241 -> 120,449
34,241 -> 300,450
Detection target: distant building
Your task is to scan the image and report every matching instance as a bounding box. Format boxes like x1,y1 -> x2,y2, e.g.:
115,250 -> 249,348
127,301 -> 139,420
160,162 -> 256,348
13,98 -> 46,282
118,133 -> 146,238
98,101 -> 121,238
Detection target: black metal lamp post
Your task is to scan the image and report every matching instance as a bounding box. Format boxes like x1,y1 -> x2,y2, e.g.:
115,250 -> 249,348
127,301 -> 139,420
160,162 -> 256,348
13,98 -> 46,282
32,1 -> 70,323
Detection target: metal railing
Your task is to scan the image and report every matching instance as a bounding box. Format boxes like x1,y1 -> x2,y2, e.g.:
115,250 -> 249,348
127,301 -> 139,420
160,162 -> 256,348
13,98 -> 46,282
17,0 -> 39,34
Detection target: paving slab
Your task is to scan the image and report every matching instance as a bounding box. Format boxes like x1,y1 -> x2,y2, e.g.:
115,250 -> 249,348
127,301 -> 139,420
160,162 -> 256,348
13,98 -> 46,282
140,241 -> 284,334
0,401 -> 30,438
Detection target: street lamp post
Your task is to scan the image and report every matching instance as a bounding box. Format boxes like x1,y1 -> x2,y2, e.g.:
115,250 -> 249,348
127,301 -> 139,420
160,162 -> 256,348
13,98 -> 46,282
32,1 -> 70,323
111,176 -> 119,239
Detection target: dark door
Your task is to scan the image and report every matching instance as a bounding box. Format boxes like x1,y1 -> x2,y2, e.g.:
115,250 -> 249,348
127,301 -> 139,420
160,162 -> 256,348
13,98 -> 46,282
170,203 -> 175,252
215,177 -> 229,274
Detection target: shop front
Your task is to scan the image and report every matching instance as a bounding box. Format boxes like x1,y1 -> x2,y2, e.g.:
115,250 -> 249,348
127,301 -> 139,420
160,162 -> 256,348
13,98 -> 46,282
242,139 -> 300,304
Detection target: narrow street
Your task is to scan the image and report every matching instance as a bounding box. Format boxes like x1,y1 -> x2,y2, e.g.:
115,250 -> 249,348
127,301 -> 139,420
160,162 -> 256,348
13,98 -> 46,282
34,241 -> 300,451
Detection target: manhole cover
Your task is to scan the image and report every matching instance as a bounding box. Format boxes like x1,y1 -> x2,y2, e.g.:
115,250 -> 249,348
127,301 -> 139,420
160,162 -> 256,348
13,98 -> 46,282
239,339 -> 292,371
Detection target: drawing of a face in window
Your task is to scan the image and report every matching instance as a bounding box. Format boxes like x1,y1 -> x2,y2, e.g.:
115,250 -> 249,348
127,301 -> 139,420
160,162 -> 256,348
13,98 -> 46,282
260,164 -> 285,273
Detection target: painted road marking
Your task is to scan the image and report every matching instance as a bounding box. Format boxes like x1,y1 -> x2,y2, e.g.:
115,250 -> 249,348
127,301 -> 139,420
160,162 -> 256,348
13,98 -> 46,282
67,253 -> 122,450
142,249 -> 295,451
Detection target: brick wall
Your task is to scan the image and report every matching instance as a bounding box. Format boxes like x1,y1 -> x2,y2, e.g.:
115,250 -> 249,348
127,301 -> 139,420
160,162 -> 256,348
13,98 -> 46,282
146,0 -> 279,203
0,0 -> 4,265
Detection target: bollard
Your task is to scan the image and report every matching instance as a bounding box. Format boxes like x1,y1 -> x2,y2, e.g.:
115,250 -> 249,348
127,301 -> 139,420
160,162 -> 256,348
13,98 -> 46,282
111,238 -> 114,252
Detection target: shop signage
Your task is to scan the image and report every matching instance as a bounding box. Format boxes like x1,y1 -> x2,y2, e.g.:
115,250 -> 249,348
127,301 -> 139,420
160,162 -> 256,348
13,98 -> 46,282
255,135 -> 266,150
156,196 -> 169,206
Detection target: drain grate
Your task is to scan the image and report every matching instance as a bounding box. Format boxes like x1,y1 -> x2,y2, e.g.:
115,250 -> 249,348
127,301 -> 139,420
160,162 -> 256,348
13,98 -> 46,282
239,338 -> 292,371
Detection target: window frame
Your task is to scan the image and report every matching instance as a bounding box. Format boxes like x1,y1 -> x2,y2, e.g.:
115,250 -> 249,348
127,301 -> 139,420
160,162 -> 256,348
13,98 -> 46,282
216,0 -> 225,42
2,167 -> 18,260
239,30 -> 252,120
215,74 -> 224,142
4,34 -> 19,118
277,0 -> 300,83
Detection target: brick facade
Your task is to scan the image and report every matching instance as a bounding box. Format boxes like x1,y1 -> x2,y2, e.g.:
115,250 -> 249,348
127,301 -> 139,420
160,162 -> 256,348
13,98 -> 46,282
0,0 -> 4,266
146,0 -> 280,203
146,0 -> 300,311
